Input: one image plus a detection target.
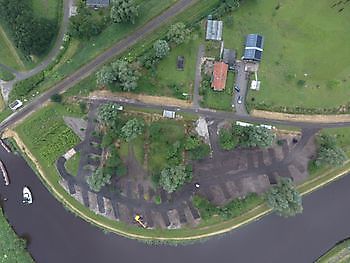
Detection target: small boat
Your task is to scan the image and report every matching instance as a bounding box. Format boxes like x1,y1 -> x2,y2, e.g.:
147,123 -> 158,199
22,186 -> 33,205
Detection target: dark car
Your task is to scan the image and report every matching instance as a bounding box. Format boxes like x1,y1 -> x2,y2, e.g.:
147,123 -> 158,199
234,86 -> 240,92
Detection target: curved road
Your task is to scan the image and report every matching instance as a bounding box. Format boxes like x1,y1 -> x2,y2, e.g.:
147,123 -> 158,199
1,145 -> 350,263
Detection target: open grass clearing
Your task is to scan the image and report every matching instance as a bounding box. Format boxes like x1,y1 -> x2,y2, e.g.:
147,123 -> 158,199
32,0 -> 62,22
221,0 -> 350,113
316,238 -> 350,263
65,152 -> 80,176
0,67 -> 15,81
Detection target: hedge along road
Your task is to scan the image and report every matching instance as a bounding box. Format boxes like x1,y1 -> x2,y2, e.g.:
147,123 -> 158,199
2,137 -> 350,263
0,0 -> 198,130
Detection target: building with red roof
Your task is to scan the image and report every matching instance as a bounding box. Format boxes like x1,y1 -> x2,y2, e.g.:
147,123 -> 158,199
211,62 -> 228,91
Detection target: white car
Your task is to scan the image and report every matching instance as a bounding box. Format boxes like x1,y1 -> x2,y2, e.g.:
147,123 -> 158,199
237,96 -> 242,104
9,100 -> 23,111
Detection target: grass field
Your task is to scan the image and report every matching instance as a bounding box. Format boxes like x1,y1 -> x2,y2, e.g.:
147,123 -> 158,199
0,208 -> 34,263
0,67 -> 15,81
221,0 -> 350,113
316,239 -> 350,263
32,0 -> 62,22
0,24 -> 25,70
65,152 -> 80,176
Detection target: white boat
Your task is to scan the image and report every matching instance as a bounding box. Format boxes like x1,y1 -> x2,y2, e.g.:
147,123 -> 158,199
22,187 -> 33,204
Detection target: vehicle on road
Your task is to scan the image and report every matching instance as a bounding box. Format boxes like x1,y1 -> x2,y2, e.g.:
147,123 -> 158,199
237,96 -> 242,104
9,100 -> 23,111
22,186 -> 33,204
234,86 -> 240,92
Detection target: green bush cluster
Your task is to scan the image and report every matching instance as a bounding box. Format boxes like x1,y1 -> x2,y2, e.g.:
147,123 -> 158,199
193,193 -> 263,220
315,134 -> 347,167
11,72 -> 44,100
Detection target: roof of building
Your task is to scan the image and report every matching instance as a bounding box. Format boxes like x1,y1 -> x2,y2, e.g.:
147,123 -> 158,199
163,110 -> 176,119
245,34 -> 264,49
206,20 -> 223,41
244,48 -> 263,61
243,34 -> 264,61
86,0 -> 110,7
211,62 -> 228,91
223,49 -> 236,67
177,56 -> 184,70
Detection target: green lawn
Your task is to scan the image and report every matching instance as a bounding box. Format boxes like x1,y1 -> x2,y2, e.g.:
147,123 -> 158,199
0,208 -> 34,263
149,119 -> 185,173
65,152 -> 80,176
222,0 -> 350,113
0,67 -> 15,81
316,239 -> 350,263
200,72 -> 234,111
0,24 -> 25,70
32,0 -> 62,22
15,103 -> 82,173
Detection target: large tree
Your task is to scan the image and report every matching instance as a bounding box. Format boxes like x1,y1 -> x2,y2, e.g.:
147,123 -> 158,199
153,39 -> 170,59
159,165 -> 191,193
234,125 -> 275,148
121,118 -> 144,142
87,168 -> 111,192
111,60 -> 139,91
96,65 -> 116,86
316,134 -> 347,167
266,177 -> 303,217
167,22 -> 190,45
110,0 -> 139,24
97,103 -> 119,127
219,128 -> 238,150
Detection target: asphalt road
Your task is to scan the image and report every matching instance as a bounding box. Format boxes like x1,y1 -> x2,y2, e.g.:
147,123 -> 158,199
1,144 -> 350,263
0,0 -> 197,131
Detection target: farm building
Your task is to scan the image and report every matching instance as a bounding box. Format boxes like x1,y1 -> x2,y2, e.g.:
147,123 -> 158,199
206,20 -> 223,41
243,34 -> 264,62
163,110 -> 176,119
86,0 -> 110,8
223,48 -> 236,70
211,62 -> 228,91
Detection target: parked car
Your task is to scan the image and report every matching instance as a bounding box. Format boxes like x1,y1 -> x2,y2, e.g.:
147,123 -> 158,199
237,96 -> 242,104
9,100 -> 23,111
234,86 -> 240,92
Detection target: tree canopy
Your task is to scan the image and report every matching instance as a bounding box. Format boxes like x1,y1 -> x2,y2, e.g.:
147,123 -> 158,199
87,168 -> 111,192
153,40 -> 170,58
97,103 -> 119,127
266,177 -> 303,217
234,125 -> 275,148
110,0 -> 139,24
121,118 -> 144,142
316,134 -> 347,167
167,22 -> 190,45
159,165 -> 191,193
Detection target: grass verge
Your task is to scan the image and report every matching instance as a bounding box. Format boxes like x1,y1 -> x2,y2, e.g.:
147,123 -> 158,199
316,238 -> 350,263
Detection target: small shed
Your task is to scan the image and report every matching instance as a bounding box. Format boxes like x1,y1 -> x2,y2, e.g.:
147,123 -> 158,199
223,49 -> 236,70
206,20 -> 223,41
211,62 -> 228,91
177,56 -> 185,70
86,0 -> 110,8
163,110 -> 176,119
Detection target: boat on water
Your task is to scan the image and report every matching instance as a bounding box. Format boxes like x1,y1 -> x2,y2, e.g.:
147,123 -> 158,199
0,160 -> 9,186
22,187 -> 33,204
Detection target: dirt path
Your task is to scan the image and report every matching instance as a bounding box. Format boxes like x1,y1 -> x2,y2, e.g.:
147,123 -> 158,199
90,90 -> 192,108
252,109 -> 350,123
0,25 -> 25,70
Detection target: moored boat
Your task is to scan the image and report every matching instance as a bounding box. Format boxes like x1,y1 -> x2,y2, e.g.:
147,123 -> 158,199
22,186 -> 33,204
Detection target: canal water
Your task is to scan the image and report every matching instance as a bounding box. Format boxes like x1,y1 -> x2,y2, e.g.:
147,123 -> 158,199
0,146 -> 349,263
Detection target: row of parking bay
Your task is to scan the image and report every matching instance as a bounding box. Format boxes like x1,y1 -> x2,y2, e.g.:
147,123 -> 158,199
60,178 -> 201,229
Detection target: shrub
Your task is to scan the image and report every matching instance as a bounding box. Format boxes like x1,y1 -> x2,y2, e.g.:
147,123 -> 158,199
50,93 -> 62,103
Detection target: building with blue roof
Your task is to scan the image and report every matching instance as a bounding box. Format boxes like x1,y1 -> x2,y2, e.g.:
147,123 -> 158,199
243,34 -> 264,62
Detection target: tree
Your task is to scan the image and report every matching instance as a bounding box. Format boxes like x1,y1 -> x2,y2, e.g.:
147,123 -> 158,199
316,134 -> 347,167
234,125 -> 275,148
50,93 -> 62,103
159,165 -> 191,193
111,60 -> 139,91
219,128 -> 238,150
188,143 -> 210,160
97,103 -> 119,127
266,177 -> 303,217
153,39 -> 170,58
184,135 -> 201,151
96,65 -> 115,86
87,168 -> 111,192
110,0 -> 139,24
121,118 -> 144,142
167,22 -> 190,45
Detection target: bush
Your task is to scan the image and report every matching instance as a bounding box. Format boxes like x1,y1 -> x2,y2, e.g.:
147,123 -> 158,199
219,128 -> 237,150
10,72 -> 45,101
50,94 -> 62,103
315,134 -> 347,167
188,143 -> 210,160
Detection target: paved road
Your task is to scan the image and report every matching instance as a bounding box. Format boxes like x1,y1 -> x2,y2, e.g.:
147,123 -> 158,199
233,60 -> 249,116
0,0 -> 197,131
1,145 -> 350,263
0,0 -> 71,100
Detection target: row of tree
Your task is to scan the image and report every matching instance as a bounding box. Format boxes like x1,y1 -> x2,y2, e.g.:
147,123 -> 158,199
219,124 -> 276,150
0,0 -> 57,56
